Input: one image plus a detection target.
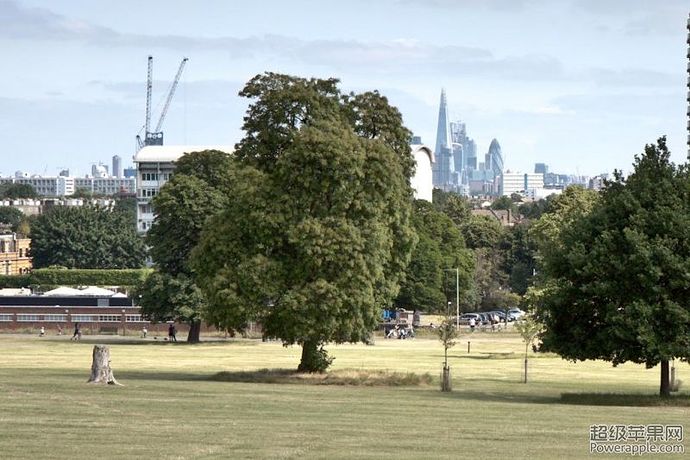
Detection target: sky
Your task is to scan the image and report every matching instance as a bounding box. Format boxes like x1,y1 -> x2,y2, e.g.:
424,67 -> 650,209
0,0 -> 688,177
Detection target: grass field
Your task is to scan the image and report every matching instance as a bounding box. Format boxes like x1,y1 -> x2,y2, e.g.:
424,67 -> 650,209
0,332 -> 688,459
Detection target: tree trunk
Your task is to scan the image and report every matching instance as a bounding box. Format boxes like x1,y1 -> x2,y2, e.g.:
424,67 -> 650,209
441,366 -> 452,392
87,345 -> 122,385
660,359 -> 670,397
187,319 -> 201,343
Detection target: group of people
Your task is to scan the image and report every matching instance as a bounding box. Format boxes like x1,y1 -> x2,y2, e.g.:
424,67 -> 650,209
385,324 -> 415,339
36,323 -> 177,341
468,313 -> 502,332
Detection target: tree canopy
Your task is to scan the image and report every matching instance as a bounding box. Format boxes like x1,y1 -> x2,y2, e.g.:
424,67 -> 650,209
535,138 -> 690,396
0,207 -> 24,233
0,183 -> 38,199
30,205 -> 146,269
192,73 -> 416,372
139,150 -> 234,342
395,200 -> 474,313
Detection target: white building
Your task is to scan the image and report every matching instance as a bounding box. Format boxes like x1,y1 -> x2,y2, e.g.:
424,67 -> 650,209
410,144 -> 434,202
133,145 -> 233,233
525,188 -> 562,200
133,144 -> 435,233
0,175 -> 133,197
501,172 -> 544,197
74,177 -> 135,195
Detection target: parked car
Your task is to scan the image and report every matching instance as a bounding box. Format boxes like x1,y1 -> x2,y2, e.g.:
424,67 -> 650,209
488,310 -> 507,321
459,313 -> 481,325
508,308 -> 525,320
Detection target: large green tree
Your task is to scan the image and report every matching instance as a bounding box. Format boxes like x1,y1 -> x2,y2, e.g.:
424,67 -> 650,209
0,183 -> 38,199
0,207 -> 24,233
535,138 -> 690,397
192,73 -> 415,372
139,150 -> 233,343
395,200 -> 474,313
30,205 -> 146,269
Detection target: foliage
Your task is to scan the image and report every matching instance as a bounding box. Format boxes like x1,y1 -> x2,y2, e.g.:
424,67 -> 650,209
515,315 -> 542,357
460,215 -> 504,250
0,275 -> 32,288
395,200 -> 474,312
501,223 -> 537,295
193,73 -> 416,372
135,271 -> 205,324
535,138 -> 690,396
490,195 -> 517,213
30,268 -> 150,287
0,183 -> 38,199
529,185 -> 598,260
29,205 -> 146,269
438,317 -> 459,368
0,207 -> 24,232
432,189 -> 472,226
112,194 -> 137,226
518,197 -> 553,220
142,150 -> 235,342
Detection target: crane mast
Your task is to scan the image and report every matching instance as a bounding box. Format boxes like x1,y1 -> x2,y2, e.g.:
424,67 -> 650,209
145,56 -> 153,135
155,58 -> 188,133
136,56 -> 188,149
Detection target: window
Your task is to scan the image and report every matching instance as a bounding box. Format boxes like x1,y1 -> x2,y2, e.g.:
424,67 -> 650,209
44,314 -> 67,322
126,315 -> 144,322
98,315 -> 121,322
72,314 -> 96,322
17,314 -> 39,322
0,314 -> 12,322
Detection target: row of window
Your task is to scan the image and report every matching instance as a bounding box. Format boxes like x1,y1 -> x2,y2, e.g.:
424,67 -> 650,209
0,314 -> 146,322
140,172 -> 172,182
140,188 -> 158,198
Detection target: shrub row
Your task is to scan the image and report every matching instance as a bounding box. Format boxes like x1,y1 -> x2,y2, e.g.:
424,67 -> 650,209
0,269 -> 152,288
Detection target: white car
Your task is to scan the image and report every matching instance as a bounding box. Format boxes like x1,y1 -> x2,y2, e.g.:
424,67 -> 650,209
508,308 -> 525,320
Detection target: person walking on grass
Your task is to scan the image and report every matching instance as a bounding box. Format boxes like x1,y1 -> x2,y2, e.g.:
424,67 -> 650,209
168,323 -> 177,342
71,323 -> 81,341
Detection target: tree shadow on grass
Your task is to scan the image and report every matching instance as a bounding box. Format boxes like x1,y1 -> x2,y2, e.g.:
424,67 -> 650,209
114,368 -> 434,386
560,393 -> 690,407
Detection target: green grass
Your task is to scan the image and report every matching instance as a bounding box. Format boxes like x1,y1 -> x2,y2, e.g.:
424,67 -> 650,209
0,332 -> 688,459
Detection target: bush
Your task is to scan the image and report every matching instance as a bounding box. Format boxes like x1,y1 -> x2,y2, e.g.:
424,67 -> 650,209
0,269 -> 152,289
0,275 -> 32,289
30,268 -> 152,286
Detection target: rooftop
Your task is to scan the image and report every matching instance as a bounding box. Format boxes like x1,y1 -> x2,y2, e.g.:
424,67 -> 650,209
133,145 -> 234,164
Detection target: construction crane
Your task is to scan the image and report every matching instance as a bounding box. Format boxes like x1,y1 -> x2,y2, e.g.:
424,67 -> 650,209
136,56 -> 188,149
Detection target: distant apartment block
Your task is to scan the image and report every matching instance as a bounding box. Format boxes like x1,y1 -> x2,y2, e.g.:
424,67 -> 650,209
0,174 -> 134,197
133,145 -> 233,233
501,172 -> 544,196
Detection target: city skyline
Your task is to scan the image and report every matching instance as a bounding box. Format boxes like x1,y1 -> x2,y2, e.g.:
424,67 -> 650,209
0,0 -> 688,177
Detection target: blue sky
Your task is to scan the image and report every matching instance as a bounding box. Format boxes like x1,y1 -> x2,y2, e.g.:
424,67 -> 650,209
0,0 -> 687,176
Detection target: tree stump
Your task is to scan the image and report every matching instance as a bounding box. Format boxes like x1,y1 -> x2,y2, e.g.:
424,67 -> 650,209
87,345 -> 122,385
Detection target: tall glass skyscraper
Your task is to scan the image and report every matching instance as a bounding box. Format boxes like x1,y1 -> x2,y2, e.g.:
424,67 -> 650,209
433,88 -> 502,195
432,89 -> 455,188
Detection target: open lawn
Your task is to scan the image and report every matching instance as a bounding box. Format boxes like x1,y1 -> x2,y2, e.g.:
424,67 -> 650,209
0,332 -> 688,459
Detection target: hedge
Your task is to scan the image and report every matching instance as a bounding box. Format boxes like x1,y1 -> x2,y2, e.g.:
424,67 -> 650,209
0,275 -> 32,289
0,269 -> 152,289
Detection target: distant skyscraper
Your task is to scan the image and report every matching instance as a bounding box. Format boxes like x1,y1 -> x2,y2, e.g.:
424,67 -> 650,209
435,89 -> 451,156
433,89 -> 455,189
485,139 -> 503,178
112,155 -> 123,178
123,167 -> 136,179
534,163 -> 548,175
